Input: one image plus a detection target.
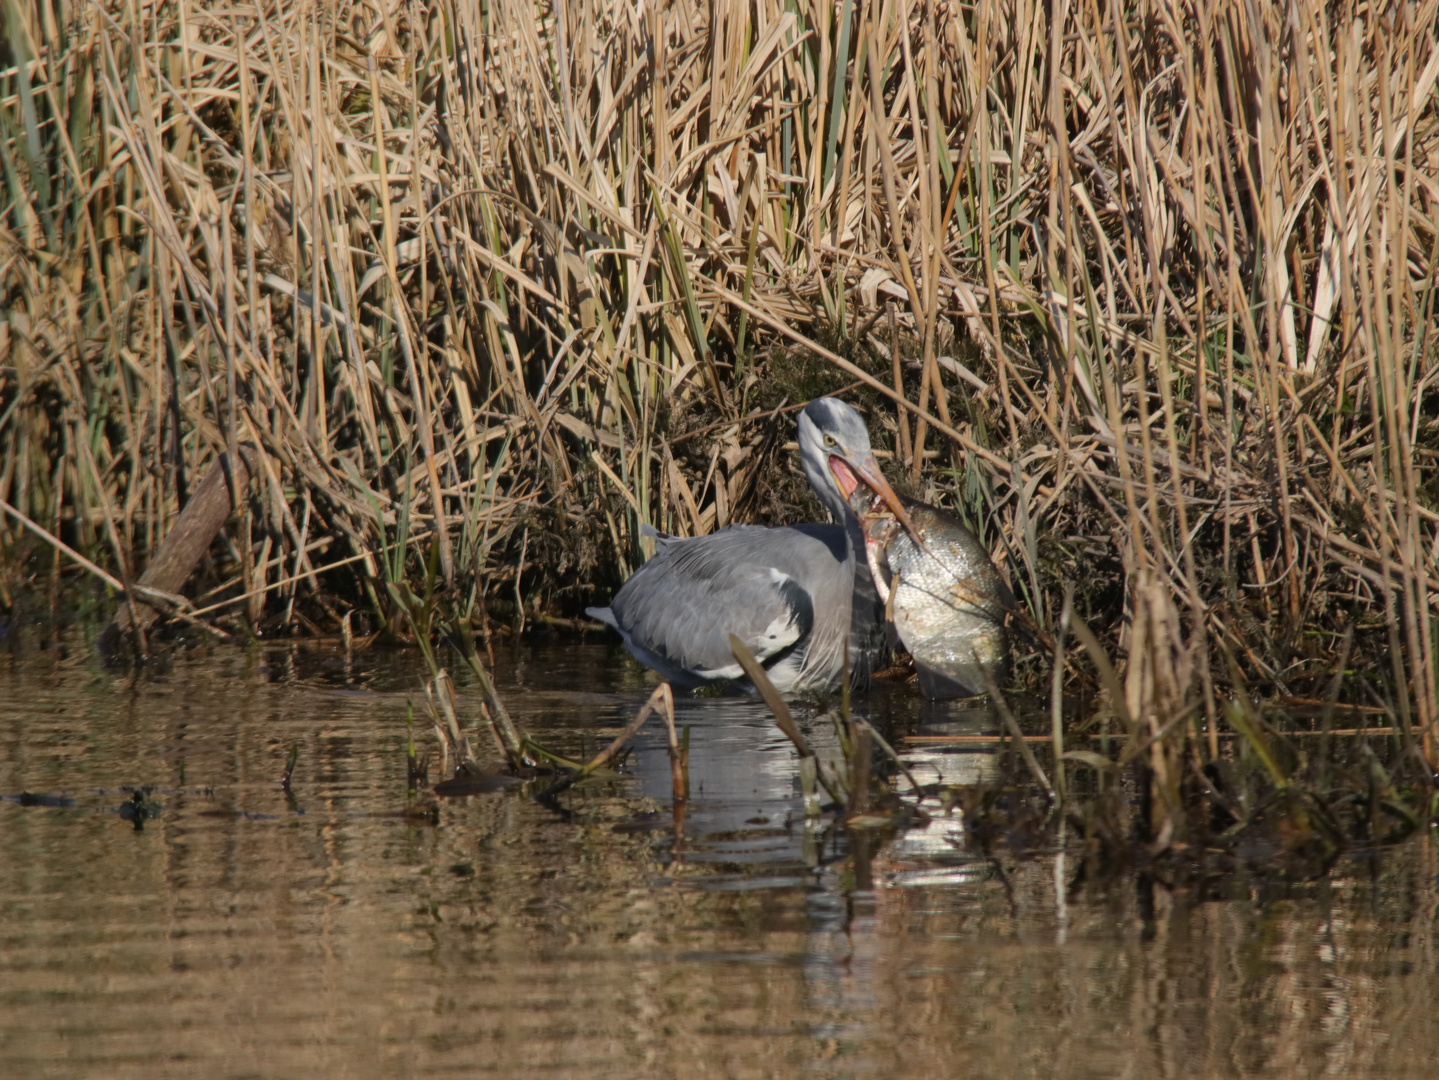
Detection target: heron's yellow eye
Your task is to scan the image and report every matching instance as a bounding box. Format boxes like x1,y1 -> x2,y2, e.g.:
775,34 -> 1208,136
824,434 -> 836,447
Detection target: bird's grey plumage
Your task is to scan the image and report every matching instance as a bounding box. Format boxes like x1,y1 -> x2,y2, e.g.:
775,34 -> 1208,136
587,397 -> 902,694
591,523 -> 844,688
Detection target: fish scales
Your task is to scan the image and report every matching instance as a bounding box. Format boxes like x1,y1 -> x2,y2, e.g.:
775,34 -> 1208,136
854,493 -> 1014,700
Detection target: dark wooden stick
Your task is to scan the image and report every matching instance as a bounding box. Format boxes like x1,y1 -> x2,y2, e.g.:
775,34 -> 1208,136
99,445 -> 260,656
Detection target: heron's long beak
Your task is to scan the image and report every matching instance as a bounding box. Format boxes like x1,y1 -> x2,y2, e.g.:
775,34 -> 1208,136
829,454 -> 918,540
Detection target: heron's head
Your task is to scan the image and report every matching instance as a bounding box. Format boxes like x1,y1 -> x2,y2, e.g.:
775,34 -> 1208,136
797,397 -> 915,535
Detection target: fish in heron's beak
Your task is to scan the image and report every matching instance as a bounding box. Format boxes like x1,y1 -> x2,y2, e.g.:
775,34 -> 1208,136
842,489 -> 1016,700
828,454 -> 918,540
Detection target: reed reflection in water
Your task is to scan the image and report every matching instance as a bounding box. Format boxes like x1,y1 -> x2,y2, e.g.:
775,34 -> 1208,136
0,632 -> 1434,1079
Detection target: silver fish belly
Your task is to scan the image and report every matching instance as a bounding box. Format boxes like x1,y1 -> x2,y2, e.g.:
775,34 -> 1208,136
860,499 -> 1012,700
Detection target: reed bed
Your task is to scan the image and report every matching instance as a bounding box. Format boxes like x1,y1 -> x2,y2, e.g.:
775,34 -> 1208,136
2,0 -> 1437,792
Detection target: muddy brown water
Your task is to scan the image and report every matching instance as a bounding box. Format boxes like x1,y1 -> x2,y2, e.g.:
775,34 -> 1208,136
1,624 -> 1436,1079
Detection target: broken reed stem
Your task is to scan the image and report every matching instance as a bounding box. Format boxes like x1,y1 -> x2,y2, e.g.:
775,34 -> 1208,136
1051,586 -> 1074,805
657,684 -> 688,801
728,633 -> 816,758
849,716 -> 925,797
544,682 -> 672,796
1,496 -> 229,641
729,634 -> 846,807
976,652 -> 1055,798
1,498 -> 127,594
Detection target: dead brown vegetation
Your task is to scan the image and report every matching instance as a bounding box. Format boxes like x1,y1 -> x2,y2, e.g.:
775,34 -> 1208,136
1,0 -> 1437,782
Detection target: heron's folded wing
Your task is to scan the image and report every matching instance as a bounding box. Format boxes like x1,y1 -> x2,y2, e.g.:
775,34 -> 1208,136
609,533 -> 817,678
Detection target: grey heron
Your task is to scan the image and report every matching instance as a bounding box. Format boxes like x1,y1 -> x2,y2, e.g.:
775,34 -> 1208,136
587,397 -> 913,693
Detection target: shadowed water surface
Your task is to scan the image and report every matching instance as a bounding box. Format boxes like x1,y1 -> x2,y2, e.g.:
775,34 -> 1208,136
1,626 -> 1436,1079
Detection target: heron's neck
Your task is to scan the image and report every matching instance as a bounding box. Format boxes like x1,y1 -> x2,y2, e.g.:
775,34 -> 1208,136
825,492 -> 862,572
842,510 -> 885,687
816,484 -> 853,528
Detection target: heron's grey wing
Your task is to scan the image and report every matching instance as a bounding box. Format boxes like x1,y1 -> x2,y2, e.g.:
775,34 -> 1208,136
607,526 -> 819,679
